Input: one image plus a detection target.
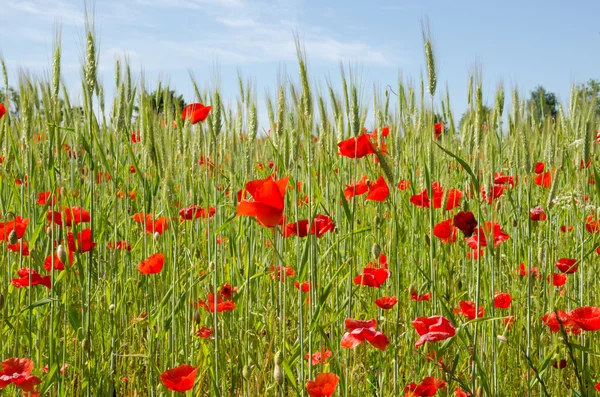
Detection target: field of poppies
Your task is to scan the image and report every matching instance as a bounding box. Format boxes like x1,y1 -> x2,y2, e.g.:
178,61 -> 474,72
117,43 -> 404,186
0,28 -> 600,397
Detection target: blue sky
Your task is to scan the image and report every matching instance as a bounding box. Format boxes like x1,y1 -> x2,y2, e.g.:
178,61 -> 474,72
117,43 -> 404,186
1,0 -> 599,126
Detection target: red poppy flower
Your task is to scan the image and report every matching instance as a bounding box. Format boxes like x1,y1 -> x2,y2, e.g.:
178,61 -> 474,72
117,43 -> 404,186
67,228 -> 96,253
145,216 -> 168,234
518,263 -> 541,278
560,225 -> 573,233
36,191 -> 59,206
494,293 -> 512,309
550,273 -> 567,287
404,376 -> 446,396
284,220 -> 310,238
586,215 -> 600,233
7,241 -> 30,256
434,122 -> 444,139
305,348 -> 332,365
160,364 -> 198,392
568,306 -> 600,331
43,250 -> 74,271
534,171 -> 552,187
219,283 -> 237,300
454,300 -> 484,320
340,318 -> 389,351
0,216 -> 29,241
138,253 -> 165,274
196,327 -> 213,338
412,315 -> 456,348
467,222 -> 510,249
179,205 -> 216,220
410,289 -> 432,302
354,266 -> 390,288
0,104 -> 5,119
596,382 -> 600,392
0,357 -> 42,394
529,206 -> 547,221
375,296 -> 398,310
306,372 -> 339,397
337,133 -> 376,158
481,184 -> 505,203
366,176 -> 389,202
107,240 -> 131,251
552,359 -> 567,369
397,179 -> 410,191
11,268 -> 51,289
197,293 -> 236,313
182,103 -> 212,124
344,176 -> 369,200
294,281 -> 312,293
494,172 -> 516,187
131,132 -> 141,142
453,211 -> 477,237
433,219 -> 457,243
269,265 -> 295,281
310,214 -> 335,238
541,310 -> 580,334
237,176 -> 288,227
534,162 -> 545,174
555,258 -> 578,274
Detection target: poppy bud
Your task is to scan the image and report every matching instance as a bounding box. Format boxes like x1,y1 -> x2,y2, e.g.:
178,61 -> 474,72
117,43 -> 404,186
371,243 -> 381,260
242,364 -> 250,379
193,311 -> 201,324
109,304 -> 115,311
208,262 -> 215,273
424,233 -> 430,247
153,232 -> 160,241
497,335 -> 508,343
8,230 -> 18,245
57,244 -> 67,264
374,216 -> 381,225
274,351 -> 282,365
273,364 -> 283,386
0,292 -> 4,311
46,226 -> 53,235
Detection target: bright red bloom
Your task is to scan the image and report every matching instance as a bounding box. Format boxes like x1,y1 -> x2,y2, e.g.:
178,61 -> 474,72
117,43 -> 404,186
467,222 -> 510,249
434,122 -> 444,139
340,318 -> 389,351
294,281 -> 312,293
354,259 -> 390,288
310,214 -> 335,238
196,327 -> 213,338
494,172 -> 516,187
375,296 -> 398,310
7,241 -> 30,256
586,214 -> 600,233
179,205 -> 216,220
534,171 -> 552,187
337,133 -> 376,158
284,220 -> 310,238
555,258 -> 578,274
0,216 -> 29,241
551,273 -> 567,287
138,253 -> 165,274
306,372 -> 339,397
560,225 -> 573,233
219,283 -> 237,300
67,228 -> 96,253
305,348 -> 332,365
107,240 -> 131,251
518,263 -> 542,278
410,182 -> 462,210
182,103 -> 212,124
197,293 -> 236,313
433,219 -> 457,243
160,364 -> 197,392
541,310 -> 580,334
381,126 -> 390,137
146,216 -> 168,234
412,315 -> 456,348
0,357 -> 42,393
11,268 -> 51,289
481,184 -> 505,203
568,306 -> 600,331
366,176 -> 389,202
36,191 -> 59,205
43,251 -> 74,271
529,206 -> 547,221
453,211 -> 477,237
494,293 -> 512,309
404,376 -> 446,396
410,290 -> 432,302
48,207 -> 90,227
131,132 -> 141,142
397,179 -> 410,191
454,300 -> 484,320
0,104 -> 5,119
237,176 -> 288,227
344,176 -> 369,200
270,265 -> 295,281
534,162 -> 545,174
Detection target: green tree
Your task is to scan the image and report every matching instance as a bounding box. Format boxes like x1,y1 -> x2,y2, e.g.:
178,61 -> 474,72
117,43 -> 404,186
577,78 -> 600,115
148,88 -> 186,115
528,85 -> 558,121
